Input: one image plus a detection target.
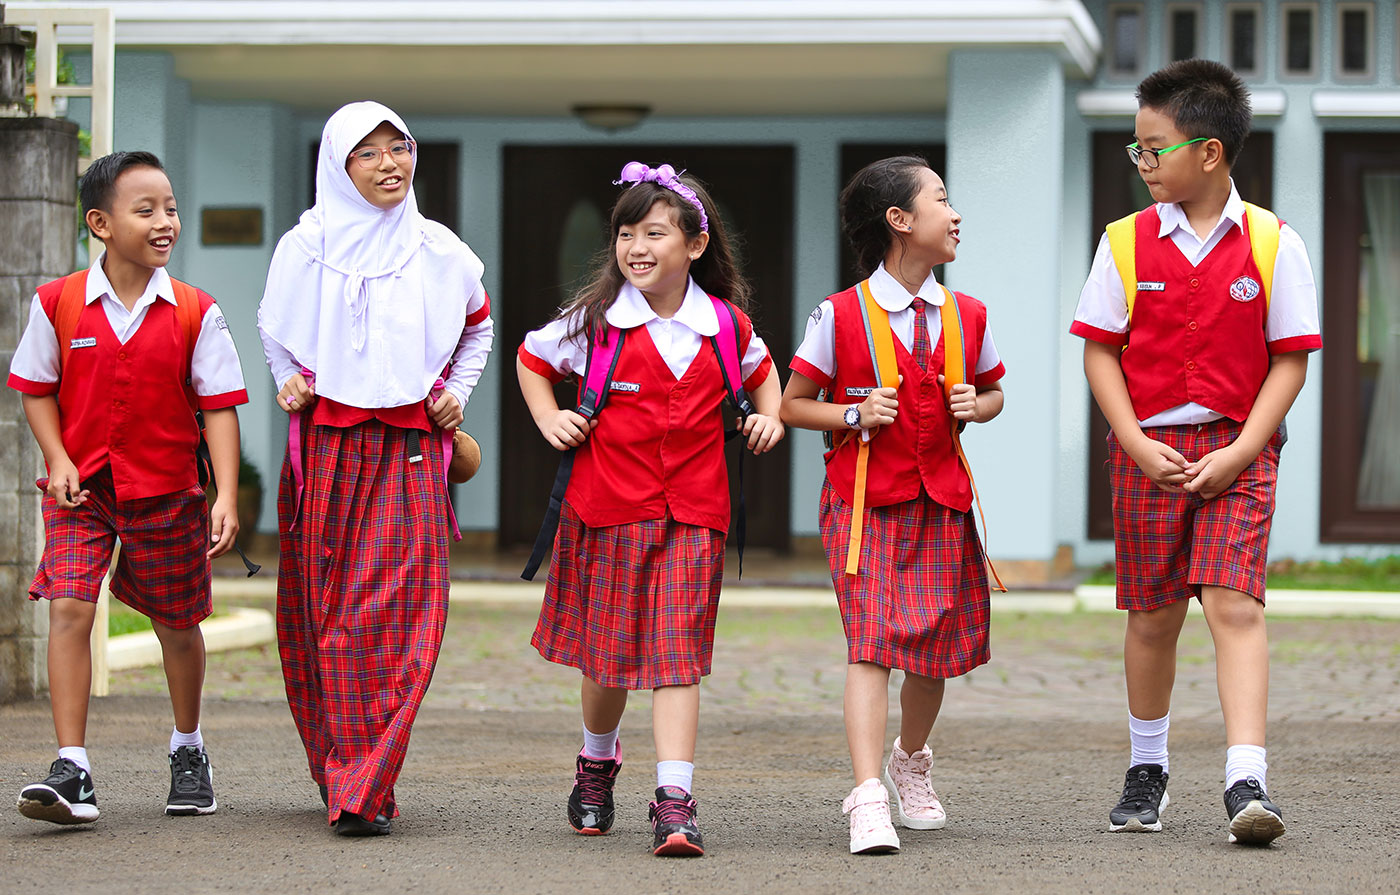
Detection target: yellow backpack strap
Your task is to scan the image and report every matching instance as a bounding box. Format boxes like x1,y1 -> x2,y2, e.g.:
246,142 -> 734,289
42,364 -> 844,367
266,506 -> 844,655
845,280 -> 900,576
1105,212 -> 1139,322
939,286 -> 1005,593
1242,202 -> 1280,312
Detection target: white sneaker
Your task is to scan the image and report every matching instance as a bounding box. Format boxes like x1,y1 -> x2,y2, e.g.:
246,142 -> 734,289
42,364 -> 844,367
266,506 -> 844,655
842,778 -> 900,854
883,737 -> 947,830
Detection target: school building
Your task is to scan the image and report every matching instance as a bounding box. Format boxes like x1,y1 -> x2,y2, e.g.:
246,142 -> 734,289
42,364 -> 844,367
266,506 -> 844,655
18,1 -> 1400,576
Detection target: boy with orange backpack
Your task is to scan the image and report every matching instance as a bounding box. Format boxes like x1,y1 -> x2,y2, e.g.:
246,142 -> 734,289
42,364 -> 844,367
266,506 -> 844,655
8,151 -> 248,825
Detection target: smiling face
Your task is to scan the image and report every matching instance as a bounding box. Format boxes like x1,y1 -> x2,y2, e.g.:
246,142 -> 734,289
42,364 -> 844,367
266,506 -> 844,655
85,165 -> 181,270
891,167 -> 961,267
345,121 -> 414,210
614,199 -> 709,307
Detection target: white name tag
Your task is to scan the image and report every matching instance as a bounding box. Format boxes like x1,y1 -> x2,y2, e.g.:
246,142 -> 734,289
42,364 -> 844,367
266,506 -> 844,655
69,337 -> 97,349
1136,281 -> 1166,292
610,381 -> 640,393
845,387 -> 875,397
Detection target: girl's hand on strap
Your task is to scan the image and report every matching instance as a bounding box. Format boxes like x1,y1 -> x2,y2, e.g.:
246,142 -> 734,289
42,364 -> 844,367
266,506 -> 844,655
427,391 -> 463,430
858,386 -> 899,428
541,409 -> 598,451
742,413 -> 785,455
277,373 -> 316,414
941,378 -> 980,421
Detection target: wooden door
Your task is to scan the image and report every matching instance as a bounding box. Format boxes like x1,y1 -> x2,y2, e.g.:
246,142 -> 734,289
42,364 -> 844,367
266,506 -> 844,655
499,146 -> 795,551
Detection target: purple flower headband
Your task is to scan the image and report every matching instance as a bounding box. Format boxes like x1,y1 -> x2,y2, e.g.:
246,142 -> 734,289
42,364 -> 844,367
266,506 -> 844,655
614,161 -> 709,233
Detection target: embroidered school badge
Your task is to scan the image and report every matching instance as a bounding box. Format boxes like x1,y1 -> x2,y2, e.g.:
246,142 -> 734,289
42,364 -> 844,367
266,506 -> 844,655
1229,276 -> 1262,302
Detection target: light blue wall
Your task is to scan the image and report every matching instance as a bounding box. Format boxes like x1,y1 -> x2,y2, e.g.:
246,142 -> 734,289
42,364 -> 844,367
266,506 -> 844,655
947,50 -> 1067,563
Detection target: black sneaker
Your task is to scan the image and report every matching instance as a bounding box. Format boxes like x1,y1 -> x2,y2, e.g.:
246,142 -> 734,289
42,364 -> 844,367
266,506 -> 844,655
567,748 -> 622,835
1108,763 -> 1170,832
166,745 -> 217,816
333,811 -> 392,836
17,758 -> 99,825
648,786 -> 704,857
1224,777 -> 1285,845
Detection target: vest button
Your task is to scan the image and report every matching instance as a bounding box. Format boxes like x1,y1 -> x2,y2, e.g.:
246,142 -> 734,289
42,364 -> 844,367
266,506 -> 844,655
1189,277 -> 1200,288
118,352 -> 126,360
1186,360 -> 1197,371
1187,321 -> 1198,331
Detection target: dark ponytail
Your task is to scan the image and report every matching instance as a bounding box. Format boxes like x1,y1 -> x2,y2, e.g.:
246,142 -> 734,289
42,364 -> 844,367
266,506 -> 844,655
838,155 -> 930,279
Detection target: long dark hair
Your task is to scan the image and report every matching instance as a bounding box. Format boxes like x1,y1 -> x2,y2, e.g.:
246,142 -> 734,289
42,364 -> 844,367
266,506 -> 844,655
838,155 -> 930,279
561,171 -> 750,343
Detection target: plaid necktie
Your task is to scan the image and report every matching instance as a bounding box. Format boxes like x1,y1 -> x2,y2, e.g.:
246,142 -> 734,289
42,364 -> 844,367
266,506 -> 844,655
909,297 -> 933,371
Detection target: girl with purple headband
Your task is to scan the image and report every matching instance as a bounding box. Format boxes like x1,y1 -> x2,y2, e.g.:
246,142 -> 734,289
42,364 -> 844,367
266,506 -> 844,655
517,161 -> 783,857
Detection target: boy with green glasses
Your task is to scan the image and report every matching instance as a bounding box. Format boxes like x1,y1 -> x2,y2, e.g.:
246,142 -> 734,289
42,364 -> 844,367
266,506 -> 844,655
1070,59 -> 1322,845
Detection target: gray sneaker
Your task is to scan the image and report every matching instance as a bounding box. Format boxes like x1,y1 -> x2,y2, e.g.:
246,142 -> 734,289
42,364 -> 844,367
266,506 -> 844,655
166,746 -> 217,816
1108,763 -> 1169,832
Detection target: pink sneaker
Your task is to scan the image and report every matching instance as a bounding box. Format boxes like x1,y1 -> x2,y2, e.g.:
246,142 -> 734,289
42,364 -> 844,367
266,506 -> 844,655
842,778 -> 900,854
883,737 -> 946,830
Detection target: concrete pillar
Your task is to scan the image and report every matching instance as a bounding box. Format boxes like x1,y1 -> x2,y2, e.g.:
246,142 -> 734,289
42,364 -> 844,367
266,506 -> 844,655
0,94 -> 80,699
945,49 -> 1068,577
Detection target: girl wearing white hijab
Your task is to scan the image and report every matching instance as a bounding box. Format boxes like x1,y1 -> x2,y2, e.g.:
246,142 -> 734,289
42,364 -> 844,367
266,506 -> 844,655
258,101 -> 493,837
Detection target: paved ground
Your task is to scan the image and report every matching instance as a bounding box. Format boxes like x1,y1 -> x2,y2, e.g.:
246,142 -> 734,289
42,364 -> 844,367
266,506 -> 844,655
4,594 -> 1400,894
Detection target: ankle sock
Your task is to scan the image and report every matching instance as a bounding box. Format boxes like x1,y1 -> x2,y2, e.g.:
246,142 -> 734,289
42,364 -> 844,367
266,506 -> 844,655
656,760 -> 694,794
170,725 -> 203,753
1225,744 -> 1267,791
1128,711 -> 1170,774
57,746 -> 90,774
581,723 -> 619,760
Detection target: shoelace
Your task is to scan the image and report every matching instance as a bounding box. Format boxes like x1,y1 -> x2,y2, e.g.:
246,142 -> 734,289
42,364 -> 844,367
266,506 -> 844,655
889,756 -> 941,811
1122,771 -> 1162,805
843,793 -> 892,836
46,759 -> 82,786
652,796 -> 696,827
575,763 -> 614,805
171,748 -> 205,794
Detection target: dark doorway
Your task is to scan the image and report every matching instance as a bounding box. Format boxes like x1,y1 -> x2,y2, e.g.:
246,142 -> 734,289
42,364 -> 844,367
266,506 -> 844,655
838,144 -> 947,291
1084,130 -> 1274,540
499,146 -> 795,552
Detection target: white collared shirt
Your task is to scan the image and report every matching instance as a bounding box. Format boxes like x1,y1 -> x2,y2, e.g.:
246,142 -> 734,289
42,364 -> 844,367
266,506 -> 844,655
1072,180 -> 1320,426
791,263 -> 1003,384
522,278 -> 769,381
9,252 -> 247,399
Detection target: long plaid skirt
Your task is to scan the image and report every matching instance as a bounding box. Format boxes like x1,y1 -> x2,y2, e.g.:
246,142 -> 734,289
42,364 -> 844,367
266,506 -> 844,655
819,480 -> 990,679
531,501 -> 724,690
276,420 -> 449,823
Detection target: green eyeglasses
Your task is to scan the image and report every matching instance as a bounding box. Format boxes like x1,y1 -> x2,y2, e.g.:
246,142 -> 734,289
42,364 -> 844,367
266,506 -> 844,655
1126,137 -> 1207,169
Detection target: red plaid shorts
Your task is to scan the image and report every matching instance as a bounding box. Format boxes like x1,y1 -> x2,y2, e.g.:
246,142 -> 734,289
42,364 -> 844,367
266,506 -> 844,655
532,501 -> 725,690
30,467 -> 212,629
819,481 -> 991,679
1108,419 -> 1282,610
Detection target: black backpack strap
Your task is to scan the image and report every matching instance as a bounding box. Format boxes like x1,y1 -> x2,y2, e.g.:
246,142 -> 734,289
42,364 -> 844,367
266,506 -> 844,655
521,327 -> 626,581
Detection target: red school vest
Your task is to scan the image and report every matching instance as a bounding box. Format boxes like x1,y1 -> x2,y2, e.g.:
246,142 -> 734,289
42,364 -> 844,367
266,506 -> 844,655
823,285 -> 988,513
34,276 -> 212,500
565,316 -> 754,533
1121,207 -> 1270,422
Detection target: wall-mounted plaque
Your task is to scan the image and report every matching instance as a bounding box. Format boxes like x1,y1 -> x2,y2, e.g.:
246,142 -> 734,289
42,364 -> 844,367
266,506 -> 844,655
200,207 -> 263,246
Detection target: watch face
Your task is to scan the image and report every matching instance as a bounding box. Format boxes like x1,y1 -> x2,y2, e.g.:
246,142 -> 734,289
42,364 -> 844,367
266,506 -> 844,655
845,405 -> 861,428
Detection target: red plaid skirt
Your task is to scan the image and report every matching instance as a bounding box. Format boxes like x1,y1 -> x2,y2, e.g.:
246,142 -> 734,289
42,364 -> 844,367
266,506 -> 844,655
531,501 -> 725,690
819,481 -> 990,679
276,420 -> 450,823
30,467 -> 211,629
1108,420 -> 1281,610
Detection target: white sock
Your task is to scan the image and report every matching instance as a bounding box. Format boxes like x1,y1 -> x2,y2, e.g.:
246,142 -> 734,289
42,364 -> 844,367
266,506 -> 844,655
581,723 -> 619,760
58,746 -> 90,774
1225,744 -> 1267,791
1129,712 -> 1170,774
170,725 -> 203,753
656,760 -> 694,794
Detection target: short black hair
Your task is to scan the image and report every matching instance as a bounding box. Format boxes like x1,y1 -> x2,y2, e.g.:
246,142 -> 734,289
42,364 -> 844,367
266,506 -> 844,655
1136,59 -> 1251,165
79,151 -> 167,220
839,155 -> 930,279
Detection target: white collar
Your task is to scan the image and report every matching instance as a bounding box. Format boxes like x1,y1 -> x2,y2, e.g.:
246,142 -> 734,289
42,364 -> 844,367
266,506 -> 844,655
868,262 -> 945,312
605,278 -> 718,335
1156,178 -> 1246,240
86,251 -> 175,306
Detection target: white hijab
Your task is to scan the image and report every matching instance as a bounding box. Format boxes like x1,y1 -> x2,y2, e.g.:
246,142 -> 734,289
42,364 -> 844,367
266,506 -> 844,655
257,100 -> 485,408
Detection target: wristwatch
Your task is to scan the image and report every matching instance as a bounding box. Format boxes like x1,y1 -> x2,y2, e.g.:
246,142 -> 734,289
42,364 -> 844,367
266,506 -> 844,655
843,404 -> 863,430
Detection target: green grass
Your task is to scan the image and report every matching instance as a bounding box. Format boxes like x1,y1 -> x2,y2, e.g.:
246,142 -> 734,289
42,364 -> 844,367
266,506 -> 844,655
108,607 -> 224,637
1084,555 -> 1400,591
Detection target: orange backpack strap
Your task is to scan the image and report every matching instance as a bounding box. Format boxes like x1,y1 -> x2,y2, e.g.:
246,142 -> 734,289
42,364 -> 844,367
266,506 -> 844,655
169,278 -> 204,373
939,286 -> 1005,593
844,280 -> 900,576
53,271 -> 90,373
